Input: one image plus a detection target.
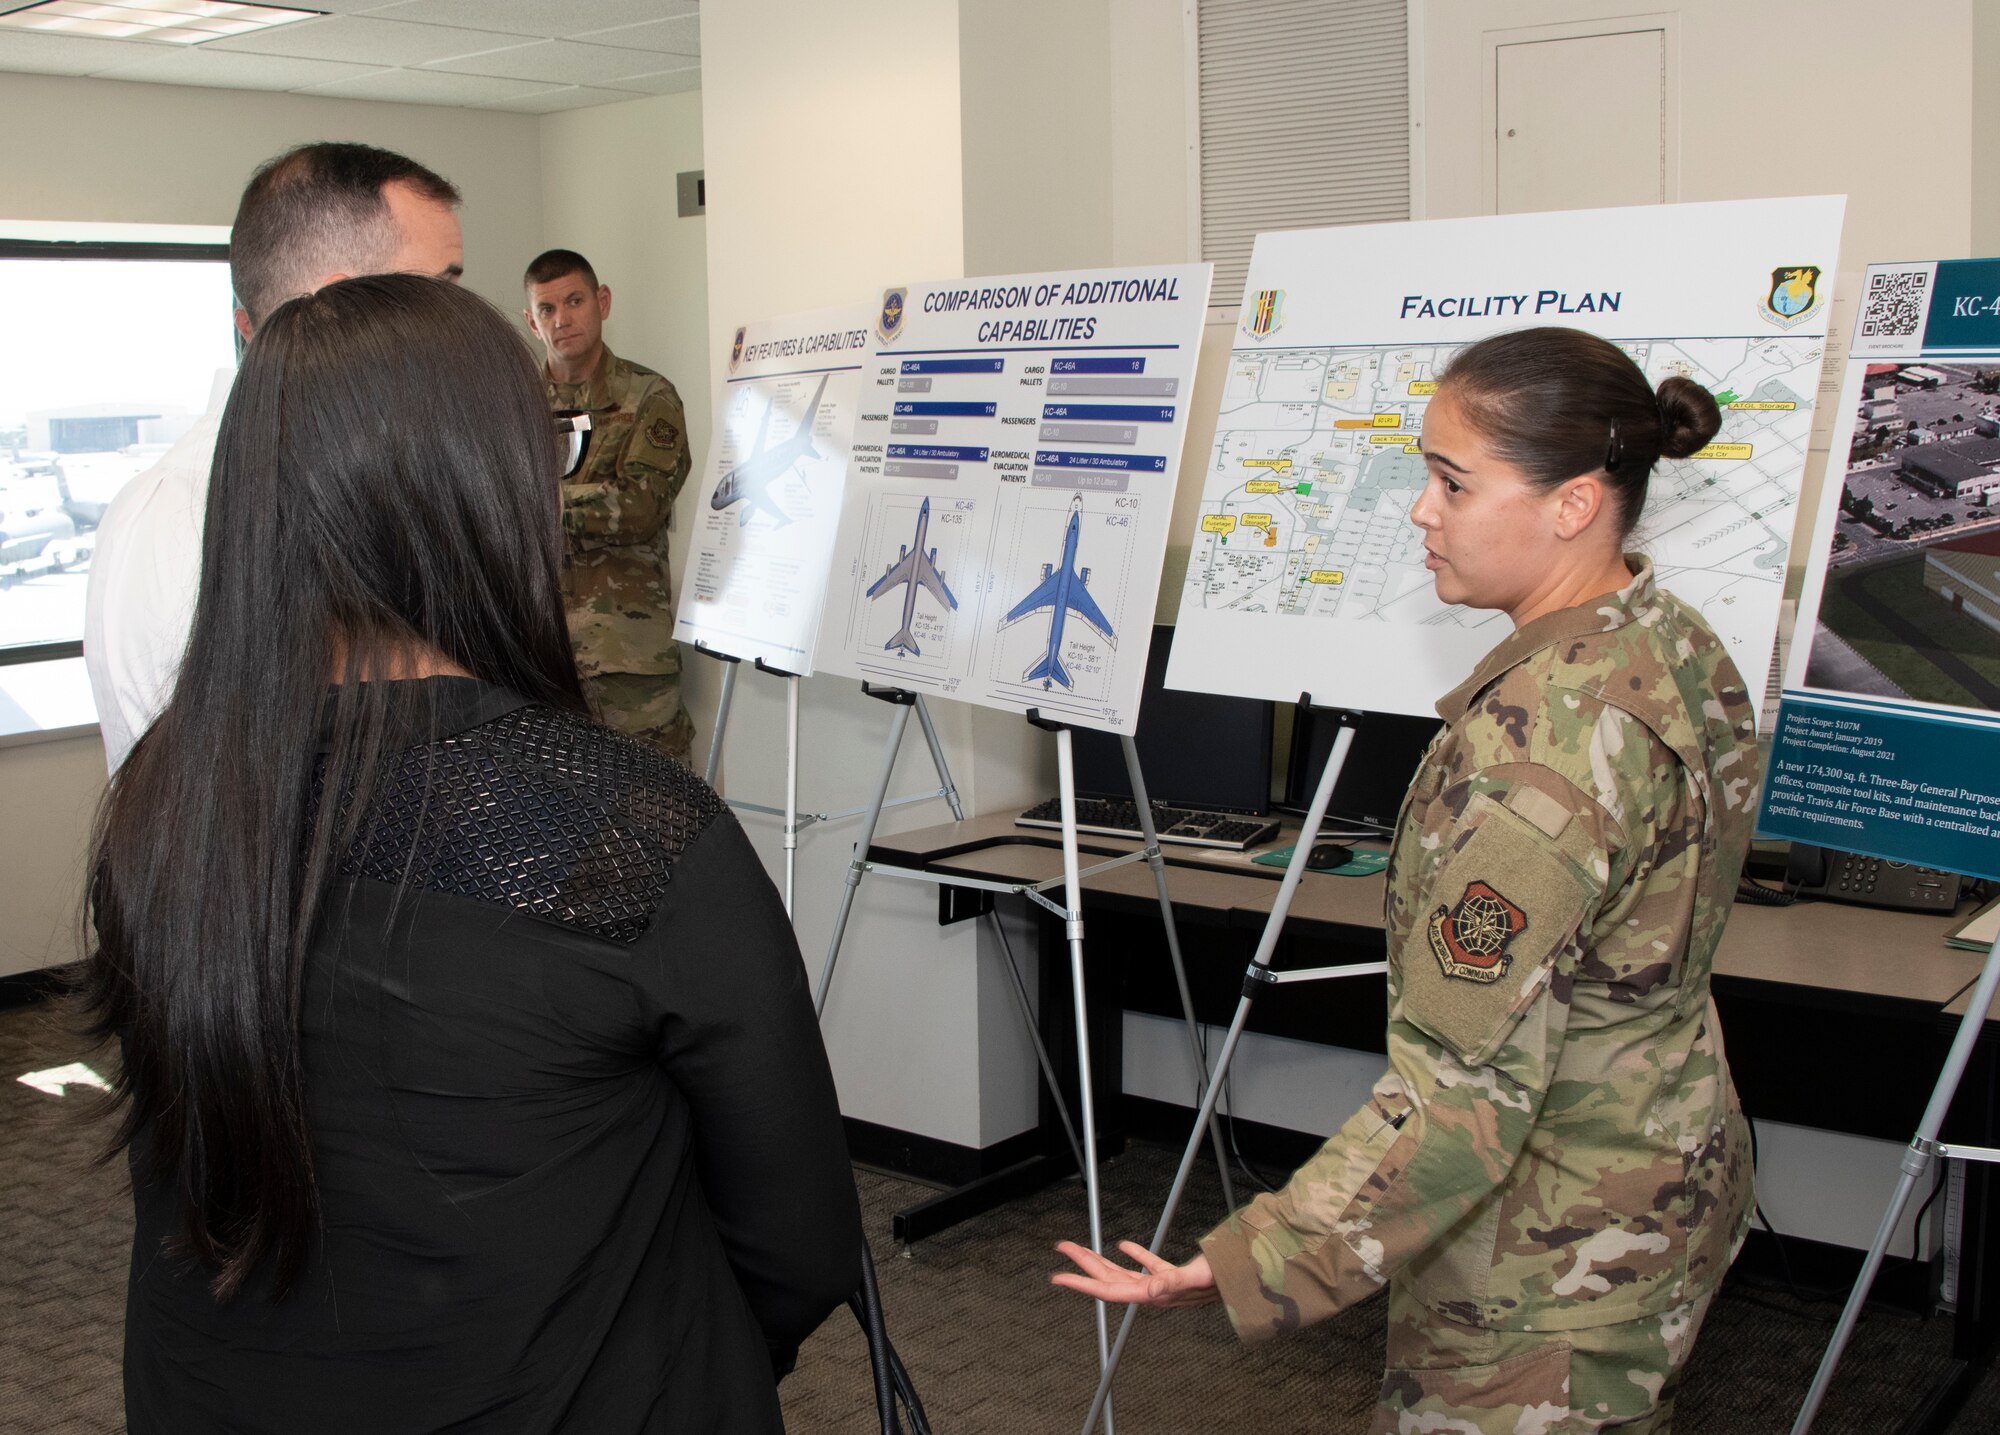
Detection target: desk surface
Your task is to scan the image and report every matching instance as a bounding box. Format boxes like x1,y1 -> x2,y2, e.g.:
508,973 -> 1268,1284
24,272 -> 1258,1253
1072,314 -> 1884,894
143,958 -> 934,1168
871,813 -> 1988,1011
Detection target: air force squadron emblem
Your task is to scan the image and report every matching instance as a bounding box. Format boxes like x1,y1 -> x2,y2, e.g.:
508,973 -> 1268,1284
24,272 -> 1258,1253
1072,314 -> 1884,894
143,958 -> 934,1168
878,287 -> 908,343
1429,880 -> 1527,984
1243,288 -> 1284,340
1760,265 -> 1824,329
728,325 -> 746,374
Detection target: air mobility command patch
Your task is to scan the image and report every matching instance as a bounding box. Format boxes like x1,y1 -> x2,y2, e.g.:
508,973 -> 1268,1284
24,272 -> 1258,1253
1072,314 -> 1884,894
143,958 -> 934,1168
1429,880 -> 1527,984
647,416 -> 678,451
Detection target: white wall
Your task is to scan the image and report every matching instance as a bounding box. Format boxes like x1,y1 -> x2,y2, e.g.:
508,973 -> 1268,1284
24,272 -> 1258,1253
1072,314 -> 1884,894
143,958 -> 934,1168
0,72 -> 543,316
0,735 -> 104,978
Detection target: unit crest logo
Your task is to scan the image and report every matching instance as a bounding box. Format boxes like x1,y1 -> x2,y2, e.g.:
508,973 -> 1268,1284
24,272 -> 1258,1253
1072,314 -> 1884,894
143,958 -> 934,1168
1760,265 -> 1824,329
728,325 -> 746,374
1429,880 -> 1527,984
878,287 -> 908,344
1243,288 -> 1284,341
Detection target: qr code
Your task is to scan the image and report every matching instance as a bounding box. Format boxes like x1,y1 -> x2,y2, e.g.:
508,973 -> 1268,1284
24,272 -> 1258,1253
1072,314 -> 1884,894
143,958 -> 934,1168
1859,269 -> 1930,338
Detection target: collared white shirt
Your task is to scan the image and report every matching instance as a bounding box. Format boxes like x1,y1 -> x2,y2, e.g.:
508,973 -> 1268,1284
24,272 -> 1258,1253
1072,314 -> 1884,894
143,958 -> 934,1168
83,370 -> 230,773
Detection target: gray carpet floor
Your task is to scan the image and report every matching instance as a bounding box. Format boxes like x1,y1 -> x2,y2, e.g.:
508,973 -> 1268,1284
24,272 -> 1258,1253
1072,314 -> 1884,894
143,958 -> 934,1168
3,997 -> 1996,1433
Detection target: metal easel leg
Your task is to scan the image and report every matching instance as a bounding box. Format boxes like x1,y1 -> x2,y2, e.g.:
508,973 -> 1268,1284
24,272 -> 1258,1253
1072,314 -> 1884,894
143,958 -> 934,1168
1078,721 -> 1360,1435
703,657 -> 738,788
1791,929 -> 2000,1434
912,695 -> 1087,1173
783,674 -> 801,919
1053,726 -> 1114,1435
913,696 -> 963,821
1120,734 -> 1236,1212
815,699 -> 913,1018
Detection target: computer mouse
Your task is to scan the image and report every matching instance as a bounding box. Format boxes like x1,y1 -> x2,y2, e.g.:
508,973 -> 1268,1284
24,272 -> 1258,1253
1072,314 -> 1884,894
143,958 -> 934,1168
1306,842 -> 1353,870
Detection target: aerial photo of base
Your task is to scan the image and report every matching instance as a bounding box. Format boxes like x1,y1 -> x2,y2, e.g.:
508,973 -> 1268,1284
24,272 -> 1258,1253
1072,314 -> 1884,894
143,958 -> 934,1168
1805,361 -> 2000,713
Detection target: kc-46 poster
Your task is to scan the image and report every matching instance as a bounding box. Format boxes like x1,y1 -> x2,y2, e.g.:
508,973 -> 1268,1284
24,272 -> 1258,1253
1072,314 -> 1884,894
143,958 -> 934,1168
813,264 -> 1211,732
1165,196 -> 1848,718
1764,258 -> 2000,882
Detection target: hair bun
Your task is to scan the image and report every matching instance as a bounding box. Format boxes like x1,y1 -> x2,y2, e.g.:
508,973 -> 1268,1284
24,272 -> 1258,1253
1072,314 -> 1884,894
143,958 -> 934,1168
1656,375 -> 1721,460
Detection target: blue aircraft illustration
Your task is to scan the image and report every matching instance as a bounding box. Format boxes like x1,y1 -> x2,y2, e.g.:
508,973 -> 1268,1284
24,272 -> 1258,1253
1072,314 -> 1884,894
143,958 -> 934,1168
866,496 -> 958,656
708,373 -> 829,528
1000,495 -> 1115,690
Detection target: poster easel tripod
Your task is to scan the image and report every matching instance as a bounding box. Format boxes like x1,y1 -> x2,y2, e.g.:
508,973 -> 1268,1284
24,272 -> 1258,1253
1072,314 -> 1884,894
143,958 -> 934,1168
697,644 -> 963,917
1790,925 -> 2000,1433
810,684 -> 1244,1427
1078,702 -> 1383,1435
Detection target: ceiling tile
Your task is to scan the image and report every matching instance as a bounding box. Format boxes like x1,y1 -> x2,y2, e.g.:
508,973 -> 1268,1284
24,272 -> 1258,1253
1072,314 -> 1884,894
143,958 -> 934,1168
604,65 -> 697,96
476,83 -> 648,115
576,14 -> 697,56
90,45 -> 383,90
369,0 -> 695,39
303,65 -> 562,105
202,14 -> 521,66
0,26 -> 158,73
424,36 -> 668,86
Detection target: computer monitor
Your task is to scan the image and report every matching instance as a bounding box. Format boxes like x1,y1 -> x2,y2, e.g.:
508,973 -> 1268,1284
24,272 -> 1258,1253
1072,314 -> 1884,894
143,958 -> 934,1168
1282,706 -> 1442,830
1069,625 -> 1274,815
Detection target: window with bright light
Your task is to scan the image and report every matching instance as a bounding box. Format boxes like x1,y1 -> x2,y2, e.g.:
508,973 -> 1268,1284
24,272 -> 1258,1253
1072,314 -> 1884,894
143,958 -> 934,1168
0,239 -> 234,737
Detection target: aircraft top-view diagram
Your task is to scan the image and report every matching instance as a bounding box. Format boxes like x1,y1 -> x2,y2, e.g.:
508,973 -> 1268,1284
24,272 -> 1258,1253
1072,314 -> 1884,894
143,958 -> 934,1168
1001,494 -> 1115,690
709,373 -> 829,528
866,495 -> 958,657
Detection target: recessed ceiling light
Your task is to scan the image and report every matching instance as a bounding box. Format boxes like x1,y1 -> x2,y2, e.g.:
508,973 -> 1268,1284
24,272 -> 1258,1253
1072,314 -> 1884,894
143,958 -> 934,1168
0,0 -> 322,45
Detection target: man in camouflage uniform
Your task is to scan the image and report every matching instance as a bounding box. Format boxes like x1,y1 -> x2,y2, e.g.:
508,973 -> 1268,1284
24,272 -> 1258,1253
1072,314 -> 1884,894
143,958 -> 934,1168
524,248 -> 695,763
1196,558 -> 1761,1432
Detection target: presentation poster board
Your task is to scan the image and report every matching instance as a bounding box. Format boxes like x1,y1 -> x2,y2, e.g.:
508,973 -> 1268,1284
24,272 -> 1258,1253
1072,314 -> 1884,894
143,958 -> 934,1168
813,263 -> 1212,732
673,304 -> 873,673
1763,259 -> 2000,880
1165,196 -> 1848,718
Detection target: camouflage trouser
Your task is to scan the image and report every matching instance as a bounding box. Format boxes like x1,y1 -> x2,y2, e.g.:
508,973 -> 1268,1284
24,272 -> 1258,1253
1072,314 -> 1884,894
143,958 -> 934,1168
1368,1280 -> 1717,1434
583,670 -> 694,767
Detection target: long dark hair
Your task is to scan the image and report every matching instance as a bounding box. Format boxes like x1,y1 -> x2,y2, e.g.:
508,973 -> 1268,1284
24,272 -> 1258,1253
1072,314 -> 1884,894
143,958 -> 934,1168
1438,326 -> 1722,532
80,273 -> 585,1299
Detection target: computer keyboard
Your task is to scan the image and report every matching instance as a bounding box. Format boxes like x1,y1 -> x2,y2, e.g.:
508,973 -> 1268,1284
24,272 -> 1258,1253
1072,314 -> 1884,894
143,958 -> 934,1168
1014,797 -> 1279,851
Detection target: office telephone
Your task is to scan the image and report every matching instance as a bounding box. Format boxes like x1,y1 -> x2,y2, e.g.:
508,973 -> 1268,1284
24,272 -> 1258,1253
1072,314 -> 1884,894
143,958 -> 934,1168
1784,843 -> 1963,911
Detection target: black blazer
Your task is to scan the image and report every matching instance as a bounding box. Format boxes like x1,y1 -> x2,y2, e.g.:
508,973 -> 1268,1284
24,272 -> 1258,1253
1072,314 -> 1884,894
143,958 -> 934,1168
123,679 -> 861,1433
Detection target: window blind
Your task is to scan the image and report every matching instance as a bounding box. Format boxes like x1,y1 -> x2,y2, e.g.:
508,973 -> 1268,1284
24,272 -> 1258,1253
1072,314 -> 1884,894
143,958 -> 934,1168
1197,0 -> 1411,306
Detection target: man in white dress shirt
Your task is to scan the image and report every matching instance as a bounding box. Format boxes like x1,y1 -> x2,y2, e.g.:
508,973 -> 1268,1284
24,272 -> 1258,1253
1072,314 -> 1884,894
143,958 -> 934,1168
83,142 -> 464,771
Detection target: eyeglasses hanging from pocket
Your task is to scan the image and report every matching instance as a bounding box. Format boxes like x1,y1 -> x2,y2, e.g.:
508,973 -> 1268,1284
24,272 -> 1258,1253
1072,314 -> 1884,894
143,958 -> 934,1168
554,410 -> 593,480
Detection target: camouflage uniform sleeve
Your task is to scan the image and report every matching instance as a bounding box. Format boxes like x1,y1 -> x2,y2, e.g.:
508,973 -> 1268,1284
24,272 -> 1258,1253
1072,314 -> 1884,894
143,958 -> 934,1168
561,376 -> 693,547
1199,761 -> 1625,1342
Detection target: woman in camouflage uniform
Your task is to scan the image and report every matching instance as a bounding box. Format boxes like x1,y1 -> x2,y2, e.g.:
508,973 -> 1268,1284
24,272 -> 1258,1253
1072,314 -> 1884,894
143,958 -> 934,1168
1057,328 -> 1756,1433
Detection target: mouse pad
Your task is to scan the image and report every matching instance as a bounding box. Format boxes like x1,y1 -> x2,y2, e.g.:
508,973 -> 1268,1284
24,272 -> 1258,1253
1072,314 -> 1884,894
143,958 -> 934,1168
1251,845 -> 1389,877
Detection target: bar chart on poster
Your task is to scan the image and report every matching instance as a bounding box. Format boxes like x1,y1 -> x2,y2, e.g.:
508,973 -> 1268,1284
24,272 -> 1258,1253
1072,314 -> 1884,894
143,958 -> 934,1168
814,264 -> 1211,732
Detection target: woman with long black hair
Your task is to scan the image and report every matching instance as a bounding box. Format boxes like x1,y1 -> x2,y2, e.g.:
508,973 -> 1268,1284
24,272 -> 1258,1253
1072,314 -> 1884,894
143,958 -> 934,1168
81,273 -> 860,1433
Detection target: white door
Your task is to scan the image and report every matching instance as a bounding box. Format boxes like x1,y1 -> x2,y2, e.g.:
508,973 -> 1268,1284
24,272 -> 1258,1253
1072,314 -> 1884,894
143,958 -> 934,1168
1495,29 -> 1665,215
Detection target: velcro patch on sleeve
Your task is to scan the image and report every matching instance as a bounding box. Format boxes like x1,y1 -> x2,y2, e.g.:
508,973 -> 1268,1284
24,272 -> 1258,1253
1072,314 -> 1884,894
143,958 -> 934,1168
1399,792 -> 1596,1071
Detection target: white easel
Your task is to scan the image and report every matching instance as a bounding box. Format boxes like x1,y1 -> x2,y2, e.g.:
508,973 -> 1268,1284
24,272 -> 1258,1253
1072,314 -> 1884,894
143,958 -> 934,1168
1790,928 -> 2000,1433
810,686 -> 1243,1430
696,645 -> 959,918
1078,704 -> 1383,1435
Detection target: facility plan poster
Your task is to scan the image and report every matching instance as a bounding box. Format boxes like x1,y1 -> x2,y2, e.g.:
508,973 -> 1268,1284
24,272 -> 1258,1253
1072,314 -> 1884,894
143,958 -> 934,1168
814,264 -> 1211,731
1166,196 -> 1847,718
1763,258 -> 2000,880
674,304 -> 872,672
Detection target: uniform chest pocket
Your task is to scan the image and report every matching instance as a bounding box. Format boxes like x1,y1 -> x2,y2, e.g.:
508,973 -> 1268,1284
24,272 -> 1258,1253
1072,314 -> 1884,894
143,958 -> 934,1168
1396,790 -> 1598,1076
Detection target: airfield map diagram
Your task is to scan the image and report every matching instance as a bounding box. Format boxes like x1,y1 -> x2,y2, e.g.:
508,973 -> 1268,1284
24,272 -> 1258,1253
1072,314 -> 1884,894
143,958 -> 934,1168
1183,335 -> 1824,697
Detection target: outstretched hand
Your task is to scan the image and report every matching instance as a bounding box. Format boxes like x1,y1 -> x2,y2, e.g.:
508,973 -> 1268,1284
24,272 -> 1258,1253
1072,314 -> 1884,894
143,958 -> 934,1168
1050,1240 -> 1220,1309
